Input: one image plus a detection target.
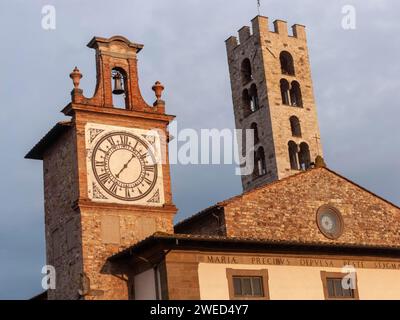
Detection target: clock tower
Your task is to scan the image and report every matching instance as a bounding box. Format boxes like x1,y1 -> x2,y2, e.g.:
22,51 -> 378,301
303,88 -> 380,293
26,36 -> 177,300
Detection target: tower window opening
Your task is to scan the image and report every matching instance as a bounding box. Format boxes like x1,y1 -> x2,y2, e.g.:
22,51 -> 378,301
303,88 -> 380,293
111,68 -> 128,109
299,142 -> 311,170
242,89 -> 252,117
288,141 -> 299,170
290,81 -> 303,107
290,116 -> 302,137
280,79 -> 290,105
250,122 -> 259,144
280,51 -> 295,76
249,84 -> 260,112
241,58 -> 253,84
254,147 -> 266,177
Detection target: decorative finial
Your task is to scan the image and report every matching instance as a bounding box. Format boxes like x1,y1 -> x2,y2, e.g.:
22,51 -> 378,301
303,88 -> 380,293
69,66 -> 82,89
152,81 -> 164,100
314,155 -> 327,168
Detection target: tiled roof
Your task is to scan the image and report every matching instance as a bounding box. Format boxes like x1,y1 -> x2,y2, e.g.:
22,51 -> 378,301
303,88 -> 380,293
25,121 -> 72,160
109,231 -> 400,261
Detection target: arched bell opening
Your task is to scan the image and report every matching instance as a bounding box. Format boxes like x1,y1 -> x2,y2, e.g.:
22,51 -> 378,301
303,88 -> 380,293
111,67 -> 129,109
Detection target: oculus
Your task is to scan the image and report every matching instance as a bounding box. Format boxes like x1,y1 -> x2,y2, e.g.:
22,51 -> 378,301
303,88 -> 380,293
316,205 -> 344,240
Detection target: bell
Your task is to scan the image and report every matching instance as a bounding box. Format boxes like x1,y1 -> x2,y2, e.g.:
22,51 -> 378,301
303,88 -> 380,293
112,72 -> 125,95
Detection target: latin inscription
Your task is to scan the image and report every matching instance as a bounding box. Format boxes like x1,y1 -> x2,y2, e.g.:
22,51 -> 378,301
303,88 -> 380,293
204,255 -> 400,270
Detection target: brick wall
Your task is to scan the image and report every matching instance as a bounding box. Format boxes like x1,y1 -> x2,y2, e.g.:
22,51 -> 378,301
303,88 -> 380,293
223,168 -> 400,246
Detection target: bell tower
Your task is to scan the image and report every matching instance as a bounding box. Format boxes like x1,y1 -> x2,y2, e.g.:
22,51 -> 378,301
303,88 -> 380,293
26,36 -> 177,299
226,16 -> 323,192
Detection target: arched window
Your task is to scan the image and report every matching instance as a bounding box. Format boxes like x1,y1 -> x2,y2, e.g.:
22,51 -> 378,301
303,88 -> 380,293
280,79 -> 290,105
280,51 -> 295,76
254,147 -> 266,176
289,116 -> 302,137
288,141 -> 299,170
249,84 -> 259,112
290,81 -> 303,107
241,58 -> 252,84
242,89 -> 251,117
250,122 -> 259,144
299,142 -> 311,170
111,67 -> 128,109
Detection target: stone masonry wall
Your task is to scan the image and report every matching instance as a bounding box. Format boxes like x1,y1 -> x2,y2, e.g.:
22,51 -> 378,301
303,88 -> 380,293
43,128 -> 83,300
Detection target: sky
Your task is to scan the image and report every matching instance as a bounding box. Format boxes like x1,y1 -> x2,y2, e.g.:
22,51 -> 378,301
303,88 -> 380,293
0,0 -> 399,299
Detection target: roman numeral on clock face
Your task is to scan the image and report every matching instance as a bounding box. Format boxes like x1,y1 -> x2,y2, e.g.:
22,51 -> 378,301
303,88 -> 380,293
110,182 -> 118,194
98,172 -> 110,184
144,165 -> 155,172
107,137 -> 115,146
120,135 -> 128,146
95,161 -> 105,167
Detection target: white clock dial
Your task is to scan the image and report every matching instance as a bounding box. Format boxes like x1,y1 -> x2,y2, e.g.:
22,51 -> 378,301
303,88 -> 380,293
316,205 -> 343,240
91,132 -> 157,201
86,123 -> 164,206
321,214 -> 334,231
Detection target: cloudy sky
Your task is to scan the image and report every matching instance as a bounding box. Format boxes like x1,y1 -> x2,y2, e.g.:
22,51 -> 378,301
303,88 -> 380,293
0,0 -> 399,299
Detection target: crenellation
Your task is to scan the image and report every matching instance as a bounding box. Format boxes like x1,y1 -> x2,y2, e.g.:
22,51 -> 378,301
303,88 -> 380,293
225,36 -> 238,53
251,15 -> 269,37
273,19 -> 288,36
292,24 -> 307,40
238,26 -> 252,44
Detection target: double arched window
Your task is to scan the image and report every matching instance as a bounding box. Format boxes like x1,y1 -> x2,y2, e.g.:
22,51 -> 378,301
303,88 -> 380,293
298,142 -> 311,170
280,80 -> 303,107
288,141 -> 311,170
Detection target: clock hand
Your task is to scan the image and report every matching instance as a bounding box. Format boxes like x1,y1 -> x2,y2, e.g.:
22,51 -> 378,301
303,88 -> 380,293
115,153 -> 135,178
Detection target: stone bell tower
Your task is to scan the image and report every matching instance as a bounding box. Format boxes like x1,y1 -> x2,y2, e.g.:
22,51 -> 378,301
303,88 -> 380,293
226,16 -> 323,192
26,36 -> 177,300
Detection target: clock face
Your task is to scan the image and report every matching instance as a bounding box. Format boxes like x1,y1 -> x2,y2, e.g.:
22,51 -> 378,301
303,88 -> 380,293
91,132 -> 157,201
320,214 -> 335,232
85,123 -> 164,206
316,206 -> 343,239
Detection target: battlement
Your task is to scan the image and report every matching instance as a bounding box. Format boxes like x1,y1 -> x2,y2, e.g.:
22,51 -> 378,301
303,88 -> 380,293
225,16 -> 307,52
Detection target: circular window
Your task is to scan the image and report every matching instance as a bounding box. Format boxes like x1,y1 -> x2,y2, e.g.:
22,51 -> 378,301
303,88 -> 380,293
316,205 -> 344,240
